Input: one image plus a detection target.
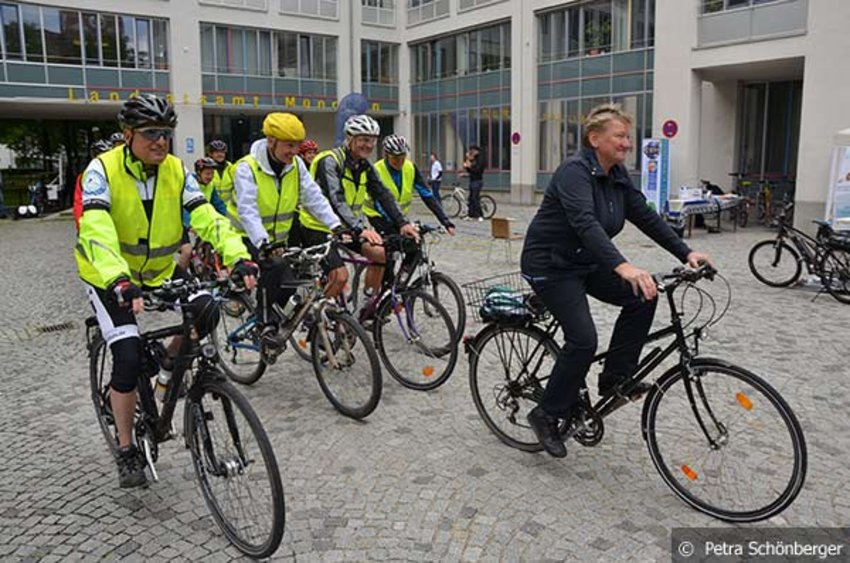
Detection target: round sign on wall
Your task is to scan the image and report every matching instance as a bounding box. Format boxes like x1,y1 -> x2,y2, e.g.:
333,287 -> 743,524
662,120 -> 679,139
511,131 -> 521,145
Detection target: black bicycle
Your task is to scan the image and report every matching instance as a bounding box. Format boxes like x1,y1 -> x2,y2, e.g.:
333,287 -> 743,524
463,265 -> 806,523
88,278 -> 285,558
748,203 -> 850,304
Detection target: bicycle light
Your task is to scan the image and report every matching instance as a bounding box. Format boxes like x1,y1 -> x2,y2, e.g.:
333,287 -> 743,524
201,343 -> 218,360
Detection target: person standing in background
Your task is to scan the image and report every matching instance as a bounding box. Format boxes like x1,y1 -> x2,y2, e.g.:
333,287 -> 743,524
463,146 -> 484,221
429,152 -> 443,202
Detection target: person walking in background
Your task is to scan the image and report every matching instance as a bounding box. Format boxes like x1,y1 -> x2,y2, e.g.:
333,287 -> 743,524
463,145 -> 484,221
429,152 -> 443,202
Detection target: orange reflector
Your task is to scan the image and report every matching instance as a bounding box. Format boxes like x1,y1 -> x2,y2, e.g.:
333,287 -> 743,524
681,465 -> 698,481
394,303 -> 405,314
299,339 -> 308,349
736,392 -> 753,410
422,366 -> 435,377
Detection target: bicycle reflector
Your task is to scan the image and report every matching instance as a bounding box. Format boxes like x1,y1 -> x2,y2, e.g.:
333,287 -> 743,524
422,366 -> 435,377
736,392 -> 754,410
299,339 -> 308,350
681,465 -> 699,481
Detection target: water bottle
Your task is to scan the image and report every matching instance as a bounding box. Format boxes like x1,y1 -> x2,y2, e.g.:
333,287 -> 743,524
281,292 -> 303,320
154,368 -> 172,402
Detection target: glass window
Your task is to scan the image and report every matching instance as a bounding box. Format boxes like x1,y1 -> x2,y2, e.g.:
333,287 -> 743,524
136,18 -> 151,69
631,0 -> 647,49
467,30 -> 478,73
278,32 -> 297,77
259,30 -> 271,76
200,23 -> 214,72
436,36 -> 455,78
551,11 -> 565,61
82,12 -> 98,65
583,2 -> 612,55
299,35 -> 311,77
100,14 -> 117,67
567,7 -> 580,58
481,25 -> 500,72
43,8 -> 81,65
325,36 -> 336,79
647,0 -> 655,47
232,28 -> 245,74
215,26 -> 229,73
246,29 -> 258,75
21,4 -> 42,63
152,19 -> 168,70
539,12 -> 551,62
119,16 -> 135,67
313,37 -> 325,79
502,25 -> 510,69
361,41 -> 372,82
612,0 -> 629,52
1,3 -> 22,60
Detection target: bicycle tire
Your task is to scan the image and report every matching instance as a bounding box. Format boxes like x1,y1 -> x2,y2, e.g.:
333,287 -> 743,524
211,292 -> 266,385
89,334 -> 119,456
184,376 -> 285,558
480,195 -> 497,219
441,194 -> 462,218
643,358 -> 806,522
419,271 -> 466,343
468,324 -> 558,452
819,247 -> 850,304
289,332 -> 312,361
748,240 -> 802,287
373,290 -> 458,391
311,310 -> 382,419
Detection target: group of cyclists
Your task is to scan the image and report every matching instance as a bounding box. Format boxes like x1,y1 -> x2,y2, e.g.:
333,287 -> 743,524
76,93 -> 454,488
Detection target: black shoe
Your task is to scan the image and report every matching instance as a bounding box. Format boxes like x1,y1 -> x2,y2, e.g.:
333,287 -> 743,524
598,374 -> 652,398
116,446 -> 148,489
527,406 -> 567,458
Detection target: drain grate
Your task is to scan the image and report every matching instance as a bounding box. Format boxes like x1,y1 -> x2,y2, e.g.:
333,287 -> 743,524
34,321 -> 76,334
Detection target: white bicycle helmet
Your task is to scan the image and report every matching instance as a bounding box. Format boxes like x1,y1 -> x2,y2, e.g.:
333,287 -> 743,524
344,114 -> 380,138
382,134 -> 409,156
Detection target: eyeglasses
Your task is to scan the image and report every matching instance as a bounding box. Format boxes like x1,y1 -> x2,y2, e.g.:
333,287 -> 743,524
136,128 -> 174,141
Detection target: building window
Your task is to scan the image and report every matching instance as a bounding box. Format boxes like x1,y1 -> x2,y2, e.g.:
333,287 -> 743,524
362,40 -> 398,84
280,0 -> 338,19
0,3 -> 23,60
362,0 -> 395,26
410,22 -> 510,82
42,9 -> 81,65
412,107 -> 511,173
407,0 -> 449,26
703,0 -> 777,12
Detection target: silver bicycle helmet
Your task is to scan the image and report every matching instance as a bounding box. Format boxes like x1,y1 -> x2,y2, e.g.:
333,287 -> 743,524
382,134 -> 409,156
343,114 -> 380,138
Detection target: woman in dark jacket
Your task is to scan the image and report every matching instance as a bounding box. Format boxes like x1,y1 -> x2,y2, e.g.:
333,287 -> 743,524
520,103 -> 713,458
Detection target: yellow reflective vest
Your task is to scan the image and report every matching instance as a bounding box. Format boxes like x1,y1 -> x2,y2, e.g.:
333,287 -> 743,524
227,155 -> 299,243
299,148 -> 367,233
212,162 -> 234,204
365,158 -> 414,218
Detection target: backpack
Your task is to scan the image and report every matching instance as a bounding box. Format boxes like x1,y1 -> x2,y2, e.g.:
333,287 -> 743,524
479,286 -> 532,325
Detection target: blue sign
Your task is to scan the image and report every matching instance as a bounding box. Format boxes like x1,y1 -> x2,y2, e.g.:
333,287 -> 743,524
186,137 -> 195,154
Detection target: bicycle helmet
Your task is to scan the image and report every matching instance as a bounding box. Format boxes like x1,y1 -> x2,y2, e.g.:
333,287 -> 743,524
382,134 -> 409,156
108,132 -> 125,145
343,114 -> 380,138
89,140 -> 113,158
208,139 -> 227,152
262,112 -> 305,141
117,94 -> 177,129
298,139 -> 318,155
194,157 -> 217,173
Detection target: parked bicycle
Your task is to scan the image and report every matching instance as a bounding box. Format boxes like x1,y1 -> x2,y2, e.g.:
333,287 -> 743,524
88,277 -> 285,558
748,203 -> 850,304
463,265 -> 806,522
212,238 -> 383,419
440,182 -> 496,220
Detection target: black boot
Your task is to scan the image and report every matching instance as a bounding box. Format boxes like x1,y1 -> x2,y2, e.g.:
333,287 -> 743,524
527,406 -> 567,458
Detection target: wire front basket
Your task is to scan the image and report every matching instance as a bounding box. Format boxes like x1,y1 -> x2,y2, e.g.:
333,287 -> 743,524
462,271 -> 546,324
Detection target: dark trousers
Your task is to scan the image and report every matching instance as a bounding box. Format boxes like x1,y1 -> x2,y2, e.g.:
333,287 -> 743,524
243,238 -> 296,324
468,179 -> 483,218
529,270 -> 657,417
430,180 -> 442,202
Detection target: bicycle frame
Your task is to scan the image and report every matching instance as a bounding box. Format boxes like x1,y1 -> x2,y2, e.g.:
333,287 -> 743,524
772,219 -> 830,275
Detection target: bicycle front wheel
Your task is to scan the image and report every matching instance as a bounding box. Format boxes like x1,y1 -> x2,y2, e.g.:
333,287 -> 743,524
311,310 -> 382,419
644,359 -> 806,522
469,324 -> 558,452
480,195 -> 497,219
422,271 -> 466,343
211,292 -> 266,385
748,240 -> 802,287
184,377 -> 285,558
374,290 -> 458,391
820,247 -> 850,304
441,194 -> 462,218
89,334 -> 119,456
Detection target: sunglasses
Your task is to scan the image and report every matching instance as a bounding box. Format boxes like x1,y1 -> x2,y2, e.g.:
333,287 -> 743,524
136,128 -> 174,141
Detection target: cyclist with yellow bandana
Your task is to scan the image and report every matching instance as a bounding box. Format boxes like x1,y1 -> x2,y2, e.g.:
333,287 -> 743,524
229,112 -> 347,346
76,94 -> 257,488
298,115 -> 419,319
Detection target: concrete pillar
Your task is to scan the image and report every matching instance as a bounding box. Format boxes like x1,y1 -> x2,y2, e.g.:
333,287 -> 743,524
396,6 -> 412,140
698,80 -> 738,190
338,0 -> 357,99
169,6 -> 203,164
509,1 -> 537,204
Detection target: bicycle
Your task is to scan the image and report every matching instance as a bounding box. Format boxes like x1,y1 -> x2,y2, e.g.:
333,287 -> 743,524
463,265 -> 806,522
343,231 -> 460,391
440,182 -> 496,220
748,203 -> 850,304
212,238 -> 383,419
87,277 -> 285,558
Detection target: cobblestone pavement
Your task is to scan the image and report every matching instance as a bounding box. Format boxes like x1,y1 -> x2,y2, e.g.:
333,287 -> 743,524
1,204 -> 848,561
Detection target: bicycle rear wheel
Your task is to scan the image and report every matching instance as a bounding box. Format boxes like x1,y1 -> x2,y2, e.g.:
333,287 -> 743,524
373,290 -> 458,391
480,195 -> 497,219
819,248 -> 850,304
421,271 -> 466,343
89,334 -> 119,456
469,325 -> 558,452
311,310 -> 382,419
211,292 -> 266,385
644,359 -> 806,522
441,194 -> 462,218
184,377 -> 285,558
748,240 -> 802,287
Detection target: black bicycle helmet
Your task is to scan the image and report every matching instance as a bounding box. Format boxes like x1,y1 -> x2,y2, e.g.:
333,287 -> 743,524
117,94 -> 177,129
89,140 -> 113,158
194,157 -> 217,173
208,139 -> 227,152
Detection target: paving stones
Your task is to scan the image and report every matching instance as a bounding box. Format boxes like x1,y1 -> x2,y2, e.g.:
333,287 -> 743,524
0,208 -> 848,560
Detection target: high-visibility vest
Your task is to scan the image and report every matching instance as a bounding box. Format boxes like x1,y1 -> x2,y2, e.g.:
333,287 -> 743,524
227,155 -> 299,243
365,158 -> 414,217
212,162 -> 234,203
298,147 -> 367,233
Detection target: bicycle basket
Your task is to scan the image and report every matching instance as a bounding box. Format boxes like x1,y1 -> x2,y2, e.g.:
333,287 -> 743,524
828,233 -> 850,252
462,272 -> 546,324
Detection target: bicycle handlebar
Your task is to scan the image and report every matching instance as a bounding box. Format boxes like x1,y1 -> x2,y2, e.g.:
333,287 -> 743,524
144,277 -> 231,310
655,263 -> 717,292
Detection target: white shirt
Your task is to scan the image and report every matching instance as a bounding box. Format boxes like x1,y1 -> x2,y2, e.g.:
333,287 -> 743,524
430,160 -> 443,182
81,158 -> 203,209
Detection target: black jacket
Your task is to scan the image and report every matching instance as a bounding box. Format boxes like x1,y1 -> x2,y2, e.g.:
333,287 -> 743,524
521,148 -> 691,278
